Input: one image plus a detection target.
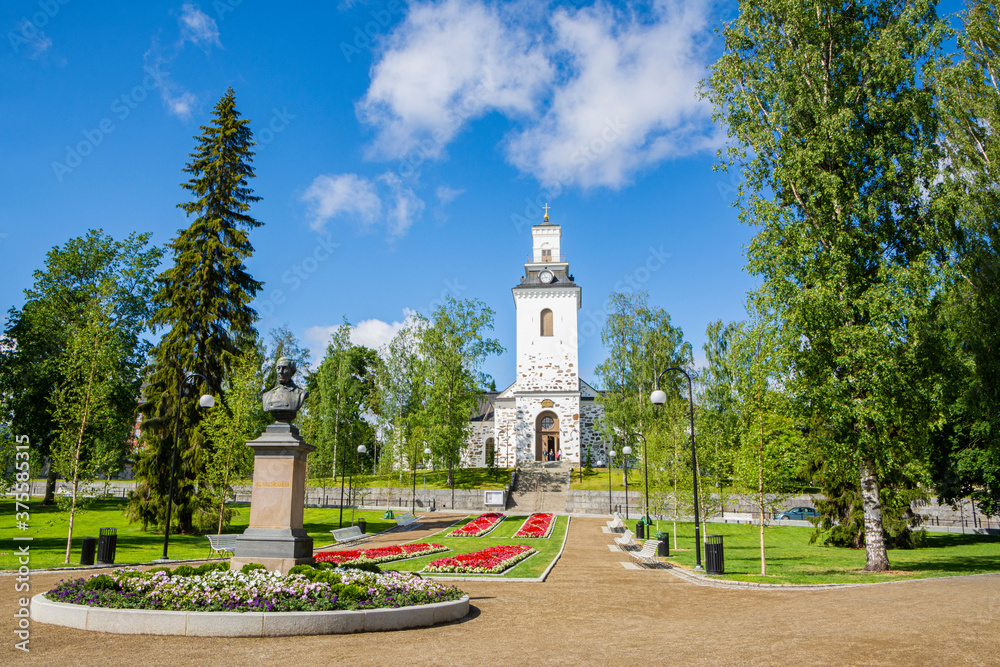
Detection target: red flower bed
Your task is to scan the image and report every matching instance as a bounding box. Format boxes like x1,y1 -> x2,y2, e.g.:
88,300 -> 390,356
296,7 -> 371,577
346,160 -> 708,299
514,513 -> 555,538
314,543 -> 448,565
447,512 -> 505,537
425,544 -> 535,574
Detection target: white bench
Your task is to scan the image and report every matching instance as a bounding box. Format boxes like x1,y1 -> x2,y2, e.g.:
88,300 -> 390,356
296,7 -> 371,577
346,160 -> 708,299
395,513 -> 418,527
607,515 -> 626,533
206,533 -> 238,557
330,526 -> 366,543
614,529 -> 639,551
629,540 -> 662,567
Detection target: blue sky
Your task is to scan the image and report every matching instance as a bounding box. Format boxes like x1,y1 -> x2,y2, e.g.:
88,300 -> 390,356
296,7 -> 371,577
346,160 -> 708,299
0,0 -> 964,388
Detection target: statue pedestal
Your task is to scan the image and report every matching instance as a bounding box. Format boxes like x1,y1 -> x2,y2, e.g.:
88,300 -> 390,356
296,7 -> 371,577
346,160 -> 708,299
232,422 -> 315,574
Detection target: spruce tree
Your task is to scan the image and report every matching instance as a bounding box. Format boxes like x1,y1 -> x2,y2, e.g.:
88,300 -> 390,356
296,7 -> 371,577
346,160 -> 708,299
129,88 -> 263,534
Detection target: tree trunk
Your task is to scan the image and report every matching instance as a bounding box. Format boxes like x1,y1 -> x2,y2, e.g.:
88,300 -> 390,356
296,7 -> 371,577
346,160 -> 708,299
43,462 -> 57,505
860,457 -> 890,571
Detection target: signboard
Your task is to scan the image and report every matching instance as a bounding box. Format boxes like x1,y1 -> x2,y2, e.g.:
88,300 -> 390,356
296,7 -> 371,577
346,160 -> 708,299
484,490 -> 505,506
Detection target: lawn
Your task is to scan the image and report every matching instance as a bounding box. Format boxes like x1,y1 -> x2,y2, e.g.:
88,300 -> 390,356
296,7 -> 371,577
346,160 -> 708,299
374,513 -> 569,579
306,468 -> 514,490
627,518 -> 1000,584
0,497 -> 399,571
569,466 -> 639,491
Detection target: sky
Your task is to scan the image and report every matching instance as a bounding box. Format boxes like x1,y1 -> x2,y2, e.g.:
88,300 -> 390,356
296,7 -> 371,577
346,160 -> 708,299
0,0 -> 966,388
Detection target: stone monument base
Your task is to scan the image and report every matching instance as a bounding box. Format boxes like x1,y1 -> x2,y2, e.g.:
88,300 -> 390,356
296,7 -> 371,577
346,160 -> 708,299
229,556 -> 314,575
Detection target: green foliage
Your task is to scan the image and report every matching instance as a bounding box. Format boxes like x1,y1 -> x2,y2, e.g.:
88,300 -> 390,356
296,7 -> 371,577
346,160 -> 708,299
932,0 -> 1000,515
240,563 -> 267,574
129,88 -> 263,535
304,322 -> 379,481
339,562 -> 381,574
171,564 -> 196,577
195,562 -> 228,575
413,297 -> 503,485
0,230 -> 161,501
83,575 -> 119,591
704,0 -> 949,571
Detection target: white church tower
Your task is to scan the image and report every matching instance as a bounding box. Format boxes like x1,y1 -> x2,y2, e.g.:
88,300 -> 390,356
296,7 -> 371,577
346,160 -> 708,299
472,207 -> 605,468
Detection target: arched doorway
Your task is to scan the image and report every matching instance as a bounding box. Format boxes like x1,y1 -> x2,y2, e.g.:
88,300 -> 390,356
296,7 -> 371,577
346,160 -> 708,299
535,412 -> 560,462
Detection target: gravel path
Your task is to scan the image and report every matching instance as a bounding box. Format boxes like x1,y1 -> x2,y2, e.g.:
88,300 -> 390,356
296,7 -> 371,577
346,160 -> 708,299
3,516 -> 997,666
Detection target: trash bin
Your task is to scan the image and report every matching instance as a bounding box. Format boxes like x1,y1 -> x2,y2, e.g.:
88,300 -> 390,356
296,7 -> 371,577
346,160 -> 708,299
654,532 -> 670,557
382,509 -> 395,519
357,518 -> 367,534
96,527 -> 117,565
705,534 -> 724,574
80,537 -> 97,566
636,521 -> 645,539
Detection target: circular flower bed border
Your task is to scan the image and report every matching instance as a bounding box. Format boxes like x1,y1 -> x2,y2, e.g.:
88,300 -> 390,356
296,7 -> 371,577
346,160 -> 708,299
30,592 -> 470,636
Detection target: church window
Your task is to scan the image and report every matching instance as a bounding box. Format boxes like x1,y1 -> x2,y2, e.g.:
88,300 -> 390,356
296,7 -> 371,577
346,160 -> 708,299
541,416 -> 554,430
540,309 -> 553,336
542,248 -> 552,261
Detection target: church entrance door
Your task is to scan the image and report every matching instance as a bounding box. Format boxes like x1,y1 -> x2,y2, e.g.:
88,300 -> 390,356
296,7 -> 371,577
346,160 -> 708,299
535,412 -> 560,462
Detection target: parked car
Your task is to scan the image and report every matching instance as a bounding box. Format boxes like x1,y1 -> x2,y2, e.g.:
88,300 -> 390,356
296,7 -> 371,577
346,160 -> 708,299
775,506 -> 818,521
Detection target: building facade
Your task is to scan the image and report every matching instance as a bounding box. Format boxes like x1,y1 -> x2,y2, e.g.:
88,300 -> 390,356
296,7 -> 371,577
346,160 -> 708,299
463,212 -> 609,467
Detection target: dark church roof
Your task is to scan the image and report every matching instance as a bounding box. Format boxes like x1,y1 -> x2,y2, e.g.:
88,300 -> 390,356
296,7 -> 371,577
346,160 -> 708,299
470,392 -> 499,422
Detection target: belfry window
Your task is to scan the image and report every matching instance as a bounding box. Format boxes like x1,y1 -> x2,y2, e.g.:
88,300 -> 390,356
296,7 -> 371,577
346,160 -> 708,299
541,248 -> 552,261
540,308 -> 553,336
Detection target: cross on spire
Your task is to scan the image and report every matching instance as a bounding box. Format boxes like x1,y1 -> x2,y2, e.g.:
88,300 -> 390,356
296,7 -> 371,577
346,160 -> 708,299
542,203 -> 550,221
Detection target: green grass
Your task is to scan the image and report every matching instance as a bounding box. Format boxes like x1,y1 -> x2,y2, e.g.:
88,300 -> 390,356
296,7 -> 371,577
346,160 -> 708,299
568,467 -> 640,491
0,497 -> 398,571
367,513 -> 568,579
632,519 -> 1000,584
305,468 -> 514,490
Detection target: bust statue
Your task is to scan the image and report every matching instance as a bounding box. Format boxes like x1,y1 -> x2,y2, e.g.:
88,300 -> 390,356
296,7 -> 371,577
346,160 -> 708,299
262,357 -> 308,422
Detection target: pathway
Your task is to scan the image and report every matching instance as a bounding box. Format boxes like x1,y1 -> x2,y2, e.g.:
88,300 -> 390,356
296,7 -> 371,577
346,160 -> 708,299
4,517 -> 998,665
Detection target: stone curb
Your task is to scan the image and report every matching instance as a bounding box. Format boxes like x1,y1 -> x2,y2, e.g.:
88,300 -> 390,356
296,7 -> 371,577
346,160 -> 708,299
30,593 -> 470,637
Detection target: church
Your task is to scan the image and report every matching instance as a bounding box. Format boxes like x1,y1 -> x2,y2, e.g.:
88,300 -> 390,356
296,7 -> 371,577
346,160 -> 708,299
462,210 -> 610,468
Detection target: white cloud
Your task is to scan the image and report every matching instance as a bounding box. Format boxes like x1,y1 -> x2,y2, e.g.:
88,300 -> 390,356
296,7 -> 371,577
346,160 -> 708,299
379,172 -> 425,236
360,0 -> 720,189
14,21 -> 52,60
300,172 -> 426,237
435,185 -> 464,204
357,0 -> 552,161
178,3 -> 221,50
305,309 -> 419,365
301,173 -> 383,231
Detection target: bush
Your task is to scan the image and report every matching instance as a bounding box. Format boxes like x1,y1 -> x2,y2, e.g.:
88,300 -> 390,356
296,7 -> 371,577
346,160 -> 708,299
83,574 -> 118,591
172,565 -> 196,577
287,564 -> 316,576
147,566 -> 173,576
240,563 -> 267,574
195,562 -> 228,575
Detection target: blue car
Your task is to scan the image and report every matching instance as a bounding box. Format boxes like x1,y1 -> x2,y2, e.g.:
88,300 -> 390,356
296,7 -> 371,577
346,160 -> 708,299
776,506 -> 818,521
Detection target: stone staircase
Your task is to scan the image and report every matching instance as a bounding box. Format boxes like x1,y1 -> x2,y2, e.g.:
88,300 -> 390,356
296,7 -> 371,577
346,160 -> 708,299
508,462 -> 573,513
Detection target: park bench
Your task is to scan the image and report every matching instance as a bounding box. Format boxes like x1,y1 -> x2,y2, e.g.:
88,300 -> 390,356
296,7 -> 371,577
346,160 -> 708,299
395,513 -> 418,528
330,526 -> 366,543
614,529 -> 639,551
607,514 -> 626,533
206,533 -> 238,558
629,540 -> 662,568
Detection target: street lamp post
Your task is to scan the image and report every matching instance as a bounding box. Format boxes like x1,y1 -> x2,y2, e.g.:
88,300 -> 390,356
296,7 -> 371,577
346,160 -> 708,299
636,432 -> 651,528
339,433 -> 354,529
608,448 -> 616,514
651,367 -> 702,570
161,373 -> 214,562
354,442 -> 366,524
622,445 -> 632,520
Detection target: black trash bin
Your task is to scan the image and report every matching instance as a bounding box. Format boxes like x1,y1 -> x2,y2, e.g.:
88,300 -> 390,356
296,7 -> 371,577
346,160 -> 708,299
654,532 -> 670,557
357,518 -> 367,534
80,537 -> 97,566
96,527 -> 117,565
636,521 -> 645,539
705,534 -> 724,574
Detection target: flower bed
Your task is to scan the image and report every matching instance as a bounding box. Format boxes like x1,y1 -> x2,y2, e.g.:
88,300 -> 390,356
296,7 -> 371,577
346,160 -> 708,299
425,545 -> 535,574
315,543 -> 448,565
46,565 -> 464,613
513,513 -> 555,538
448,512 -> 505,537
